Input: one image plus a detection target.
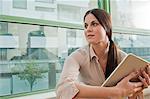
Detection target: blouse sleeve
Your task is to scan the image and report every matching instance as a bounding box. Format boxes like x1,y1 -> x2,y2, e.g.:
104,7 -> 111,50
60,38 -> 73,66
117,49 -> 128,64
56,55 -> 80,99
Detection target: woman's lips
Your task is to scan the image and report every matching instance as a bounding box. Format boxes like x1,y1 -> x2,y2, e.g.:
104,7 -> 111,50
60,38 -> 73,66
87,34 -> 95,38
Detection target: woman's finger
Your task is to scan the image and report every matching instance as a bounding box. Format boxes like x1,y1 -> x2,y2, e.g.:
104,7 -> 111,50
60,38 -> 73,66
138,76 -> 149,88
128,89 -> 144,99
146,64 -> 150,76
142,70 -> 150,85
137,91 -> 144,99
133,86 -> 143,93
133,82 -> 143,88
126,72 -> 138,81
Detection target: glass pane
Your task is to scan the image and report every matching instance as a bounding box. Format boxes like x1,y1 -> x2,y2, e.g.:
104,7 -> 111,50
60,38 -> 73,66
35,6 -> 55,12
113,33 -> 150,61
111,0 -> 150,29
2,0 -> 97,23
0,22 -> 85,96
35,0 -> 55,3
0,22 -> 8,34
13,0 -> 27,9
0,78 -> 11,96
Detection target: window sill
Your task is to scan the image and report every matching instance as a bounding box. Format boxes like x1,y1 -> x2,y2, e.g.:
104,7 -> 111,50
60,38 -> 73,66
10,91 -> 56,99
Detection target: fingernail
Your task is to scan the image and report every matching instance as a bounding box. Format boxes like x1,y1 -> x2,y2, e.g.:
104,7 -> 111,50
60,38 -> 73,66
138,75 -> 143,80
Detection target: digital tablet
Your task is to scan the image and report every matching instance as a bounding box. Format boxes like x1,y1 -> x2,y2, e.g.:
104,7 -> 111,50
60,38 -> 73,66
102,53 -> 149,87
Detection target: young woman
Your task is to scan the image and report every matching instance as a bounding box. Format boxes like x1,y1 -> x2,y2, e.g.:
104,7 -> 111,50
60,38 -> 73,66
56,8 -> 150,99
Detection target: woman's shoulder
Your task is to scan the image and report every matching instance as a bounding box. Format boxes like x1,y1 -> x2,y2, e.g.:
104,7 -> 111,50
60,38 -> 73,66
67,45 -> 90,62
70,45 -> 89,58
117,48 -> 128,63
117,49 -> 127,57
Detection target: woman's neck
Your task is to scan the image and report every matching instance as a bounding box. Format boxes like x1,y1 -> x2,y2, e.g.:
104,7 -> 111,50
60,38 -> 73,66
92,41 -> 109,74
92,41 -> 109,59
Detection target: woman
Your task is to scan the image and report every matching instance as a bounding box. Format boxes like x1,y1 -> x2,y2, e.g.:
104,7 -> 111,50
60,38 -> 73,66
56,8 -> 150,99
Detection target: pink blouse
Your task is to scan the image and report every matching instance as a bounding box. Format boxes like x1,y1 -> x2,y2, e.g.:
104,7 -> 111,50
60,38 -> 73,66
56,45 -> 127,99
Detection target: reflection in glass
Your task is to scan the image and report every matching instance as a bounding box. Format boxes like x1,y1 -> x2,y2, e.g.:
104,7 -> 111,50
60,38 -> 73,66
111,0 -> 150,29
1,0 -> 97,23
0,22 -> 85,96
113,33 -> 150,61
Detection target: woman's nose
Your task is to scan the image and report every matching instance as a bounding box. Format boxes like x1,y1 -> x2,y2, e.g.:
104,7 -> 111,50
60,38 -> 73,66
86,25 -> 92,32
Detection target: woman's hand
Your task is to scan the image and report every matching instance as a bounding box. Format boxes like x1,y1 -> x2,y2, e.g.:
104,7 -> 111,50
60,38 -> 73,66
128,91 -> 144,99
145,63 -> 150,86
115,71 -> 143,97
137,63 -> 150,88
128,63 -> 150,99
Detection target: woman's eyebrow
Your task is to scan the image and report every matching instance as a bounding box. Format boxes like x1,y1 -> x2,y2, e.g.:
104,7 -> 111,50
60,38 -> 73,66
91,20 -> 99,23
84,20 -> 98,24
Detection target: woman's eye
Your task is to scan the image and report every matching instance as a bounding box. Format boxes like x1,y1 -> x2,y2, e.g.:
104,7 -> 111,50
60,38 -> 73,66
84,24 -> 88,29
92,23 -> 98,26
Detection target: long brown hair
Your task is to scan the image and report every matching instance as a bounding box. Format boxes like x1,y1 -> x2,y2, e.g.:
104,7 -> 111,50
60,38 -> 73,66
84,8 -> 118,79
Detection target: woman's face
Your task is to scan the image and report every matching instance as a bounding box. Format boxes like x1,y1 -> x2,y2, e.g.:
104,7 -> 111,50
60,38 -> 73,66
84,13 -> 108,45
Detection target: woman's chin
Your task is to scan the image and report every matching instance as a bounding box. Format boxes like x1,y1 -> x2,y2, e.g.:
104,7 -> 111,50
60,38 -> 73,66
89,41 -> 105,45
88,41 -> 96,44
87,39 -> 98,43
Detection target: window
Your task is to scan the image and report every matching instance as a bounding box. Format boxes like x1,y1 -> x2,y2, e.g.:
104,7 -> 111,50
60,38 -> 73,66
67,29 -> 76,46
0,0 -> 97,97
58,5 -> 81,22
3,0 -> 97,22
0,22 -> 85,96
35,6 -> 55,12
0,49 -> 7,60
0,22 -> 8,35
111,0 -> 150,29
113,33 -> 150,61
35,0 -> 55,3
13,0 -> 27,9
